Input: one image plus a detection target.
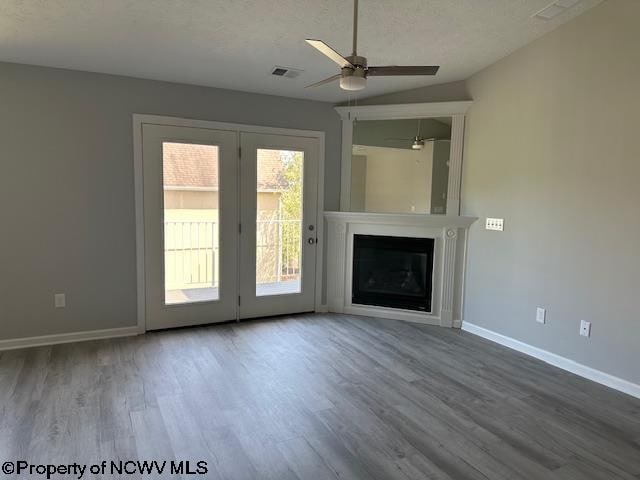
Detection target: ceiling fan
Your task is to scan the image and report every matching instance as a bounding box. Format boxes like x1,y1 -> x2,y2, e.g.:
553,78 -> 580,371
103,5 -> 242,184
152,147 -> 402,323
305,0 -> 440,91
386,120 -> 444,150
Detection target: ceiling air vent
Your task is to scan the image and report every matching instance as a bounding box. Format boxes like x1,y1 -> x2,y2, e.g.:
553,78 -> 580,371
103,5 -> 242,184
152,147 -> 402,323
271,66 -> 303,79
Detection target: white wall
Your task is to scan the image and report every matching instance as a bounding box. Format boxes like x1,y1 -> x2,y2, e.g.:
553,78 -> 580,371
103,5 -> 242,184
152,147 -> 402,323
461,0 -> 640,384
0,61 -> 340,341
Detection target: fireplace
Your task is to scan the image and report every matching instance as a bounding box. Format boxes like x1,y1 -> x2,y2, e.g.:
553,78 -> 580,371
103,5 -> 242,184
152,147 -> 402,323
352,234 -> 434,312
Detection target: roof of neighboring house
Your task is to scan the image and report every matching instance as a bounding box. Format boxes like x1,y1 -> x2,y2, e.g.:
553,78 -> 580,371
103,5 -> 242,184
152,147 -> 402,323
163,142 -> 289,191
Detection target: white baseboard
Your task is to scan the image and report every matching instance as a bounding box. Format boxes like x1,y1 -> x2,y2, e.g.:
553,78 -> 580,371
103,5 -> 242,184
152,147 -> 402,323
461,321 -> 640,400
0,326 -> 140,351
345,304 -> 441,326
315,304 -> 329,313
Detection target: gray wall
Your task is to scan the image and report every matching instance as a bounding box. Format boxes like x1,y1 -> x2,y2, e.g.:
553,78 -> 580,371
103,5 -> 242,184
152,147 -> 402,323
462,0 -> 640,384
0,62 -> 341,340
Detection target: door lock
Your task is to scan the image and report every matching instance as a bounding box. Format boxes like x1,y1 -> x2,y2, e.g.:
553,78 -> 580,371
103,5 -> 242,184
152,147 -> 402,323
308,237 -> 317,245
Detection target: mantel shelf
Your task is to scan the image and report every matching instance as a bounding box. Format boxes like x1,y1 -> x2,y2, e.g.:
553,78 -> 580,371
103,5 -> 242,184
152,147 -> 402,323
324,211 -> 478,229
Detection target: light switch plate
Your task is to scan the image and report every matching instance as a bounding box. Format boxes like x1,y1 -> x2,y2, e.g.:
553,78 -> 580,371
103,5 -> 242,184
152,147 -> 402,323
54,293 -> 66,308
580,320 -> 591,337
486,218 -> 504,231
536,307 -> 546,324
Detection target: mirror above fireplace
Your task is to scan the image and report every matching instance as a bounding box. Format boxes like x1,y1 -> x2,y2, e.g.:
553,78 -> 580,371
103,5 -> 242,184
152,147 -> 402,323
351,117 -> 452,215
335,101 -> 472,216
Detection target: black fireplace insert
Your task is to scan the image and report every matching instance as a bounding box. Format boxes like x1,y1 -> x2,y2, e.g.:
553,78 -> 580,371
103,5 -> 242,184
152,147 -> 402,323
352,234 -> 434,312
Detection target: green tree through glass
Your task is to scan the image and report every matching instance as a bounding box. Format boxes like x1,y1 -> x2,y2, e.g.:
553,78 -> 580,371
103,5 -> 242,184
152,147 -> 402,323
279,152 -> 303,279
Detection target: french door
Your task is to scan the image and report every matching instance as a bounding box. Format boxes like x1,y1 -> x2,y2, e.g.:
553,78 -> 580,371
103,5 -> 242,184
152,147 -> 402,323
239,133 -> 318,319
141,123 -> 319,330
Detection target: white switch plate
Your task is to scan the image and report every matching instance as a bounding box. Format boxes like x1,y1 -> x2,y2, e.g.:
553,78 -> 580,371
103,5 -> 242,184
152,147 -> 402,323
536,307 -> 546,324
54,293 -> 66,308
580,320 -> 591,337
486,218 -> 504,231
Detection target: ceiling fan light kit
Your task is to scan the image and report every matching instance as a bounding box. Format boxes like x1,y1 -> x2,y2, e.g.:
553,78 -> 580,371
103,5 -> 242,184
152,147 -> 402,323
305,0 -> 440,91
412,138 -> 425,150
340,67 -> 367,91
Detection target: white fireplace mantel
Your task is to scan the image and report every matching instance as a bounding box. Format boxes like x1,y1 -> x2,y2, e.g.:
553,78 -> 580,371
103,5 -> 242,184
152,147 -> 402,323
325,212 -> 477,229
325,211 -> 478,327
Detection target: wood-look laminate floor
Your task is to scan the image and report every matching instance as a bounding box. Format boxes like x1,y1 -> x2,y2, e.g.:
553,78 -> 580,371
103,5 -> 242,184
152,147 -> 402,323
1,314 -> 639,479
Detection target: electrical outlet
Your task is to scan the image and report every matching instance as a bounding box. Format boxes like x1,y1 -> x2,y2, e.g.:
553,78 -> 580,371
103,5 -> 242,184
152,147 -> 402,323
580,320 -> 591,337
54,293 -> 66,308
486,218 -> 504,231
536,307 -> 546,324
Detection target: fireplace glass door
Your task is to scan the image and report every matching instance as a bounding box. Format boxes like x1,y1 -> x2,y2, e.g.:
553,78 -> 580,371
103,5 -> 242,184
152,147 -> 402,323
352,235 -> 434,312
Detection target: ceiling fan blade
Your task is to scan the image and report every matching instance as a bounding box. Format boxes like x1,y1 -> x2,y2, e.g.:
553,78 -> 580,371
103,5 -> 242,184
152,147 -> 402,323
305,74 -> 342,89
305,39 -> 354,69
367,65 -> 440,76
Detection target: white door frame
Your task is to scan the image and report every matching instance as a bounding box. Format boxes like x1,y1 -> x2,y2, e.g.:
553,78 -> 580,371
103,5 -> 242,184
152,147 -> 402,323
133,114 -> 326,333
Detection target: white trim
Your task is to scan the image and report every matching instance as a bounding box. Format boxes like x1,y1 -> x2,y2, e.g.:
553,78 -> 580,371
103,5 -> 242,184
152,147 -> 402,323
314,131 -> 326,313
339,118 -> 353,211
446,115 -> 466,215
345,304 -> 441,326
335,101 -> 471,213
133,114 -> 326,331
133,118 -> 146,334
461,322 -> 640,400
133,114 -> 326,139
0,327 -> 139,352
335,101 -> 473,120
324,211 -> 477,228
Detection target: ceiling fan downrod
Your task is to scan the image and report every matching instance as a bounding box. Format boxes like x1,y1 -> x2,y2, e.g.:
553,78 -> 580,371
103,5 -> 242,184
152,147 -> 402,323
352,0 -> 359,56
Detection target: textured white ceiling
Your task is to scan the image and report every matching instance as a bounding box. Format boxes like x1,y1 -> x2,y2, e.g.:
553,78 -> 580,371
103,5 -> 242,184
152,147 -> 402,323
0,0 -> 602,103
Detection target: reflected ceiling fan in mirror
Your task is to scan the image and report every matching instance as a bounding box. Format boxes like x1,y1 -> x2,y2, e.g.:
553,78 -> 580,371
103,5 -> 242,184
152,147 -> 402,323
386,120 -> 442,150
305,0 -> 440,91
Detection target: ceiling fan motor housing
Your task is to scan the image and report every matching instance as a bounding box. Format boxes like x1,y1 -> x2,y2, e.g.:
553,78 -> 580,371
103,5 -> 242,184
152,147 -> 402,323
345,55 -> 367,68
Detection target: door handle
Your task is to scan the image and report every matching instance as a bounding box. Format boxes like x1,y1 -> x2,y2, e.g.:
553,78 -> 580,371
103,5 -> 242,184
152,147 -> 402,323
307,237 -> 317,245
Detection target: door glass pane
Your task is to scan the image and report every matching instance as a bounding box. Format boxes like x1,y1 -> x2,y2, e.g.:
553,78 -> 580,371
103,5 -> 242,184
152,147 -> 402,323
163,142 -> 219,305
256,148 -> 303,296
